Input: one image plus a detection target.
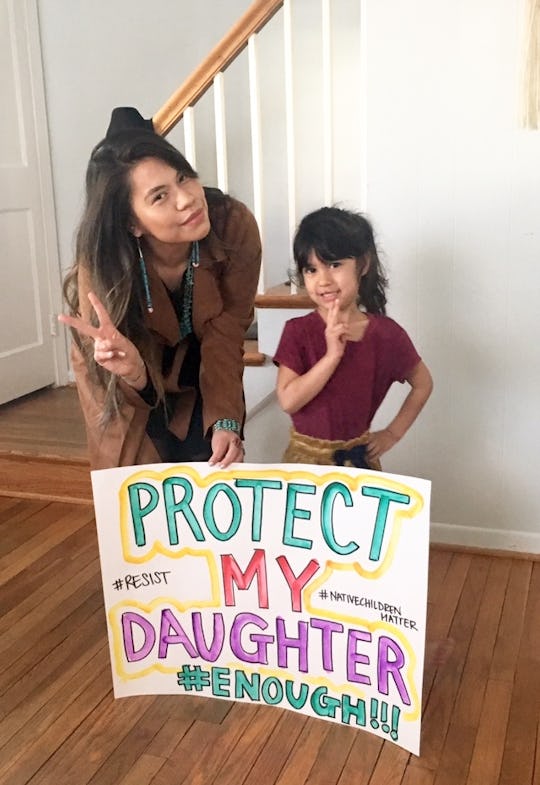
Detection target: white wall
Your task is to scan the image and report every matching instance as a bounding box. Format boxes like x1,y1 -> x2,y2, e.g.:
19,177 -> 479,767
364,0 -> 540,550
37,0 -> 253,275
38,0 -> 540,552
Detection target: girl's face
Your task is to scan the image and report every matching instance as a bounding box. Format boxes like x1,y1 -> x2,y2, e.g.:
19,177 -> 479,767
302,251 -> 362,315
129,157 -> 210,246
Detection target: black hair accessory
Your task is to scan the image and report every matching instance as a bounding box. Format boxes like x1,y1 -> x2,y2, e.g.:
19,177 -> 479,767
105,107 -> 154,138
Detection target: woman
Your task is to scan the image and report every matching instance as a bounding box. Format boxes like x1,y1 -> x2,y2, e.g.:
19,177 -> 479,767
60,107 -> 261,469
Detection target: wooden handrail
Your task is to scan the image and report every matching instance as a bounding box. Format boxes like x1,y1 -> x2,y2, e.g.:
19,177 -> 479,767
153,0 -> 283,135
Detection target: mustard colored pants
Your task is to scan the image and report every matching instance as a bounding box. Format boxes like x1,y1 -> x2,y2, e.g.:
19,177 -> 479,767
282,428 -> 381,471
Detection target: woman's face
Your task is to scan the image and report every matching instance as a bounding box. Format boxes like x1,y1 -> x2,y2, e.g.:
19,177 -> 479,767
129,157 -> 210,245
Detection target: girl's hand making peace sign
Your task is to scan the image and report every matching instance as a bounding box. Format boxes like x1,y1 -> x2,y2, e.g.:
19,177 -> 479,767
324,298 -> 348,361
58,292 -> 148,389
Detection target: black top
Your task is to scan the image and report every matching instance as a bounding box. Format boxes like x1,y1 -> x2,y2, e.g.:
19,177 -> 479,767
140,282 -> 211,462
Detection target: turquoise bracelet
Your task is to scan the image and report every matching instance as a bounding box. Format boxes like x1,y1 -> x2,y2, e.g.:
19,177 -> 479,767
212,418 -> 241,434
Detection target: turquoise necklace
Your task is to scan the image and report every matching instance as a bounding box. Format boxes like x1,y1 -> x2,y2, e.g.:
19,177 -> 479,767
138,237 -> 199,338
179,240 -> 199,339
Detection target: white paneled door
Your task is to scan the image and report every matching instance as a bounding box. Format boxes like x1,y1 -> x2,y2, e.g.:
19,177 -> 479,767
0,0 -> 63,405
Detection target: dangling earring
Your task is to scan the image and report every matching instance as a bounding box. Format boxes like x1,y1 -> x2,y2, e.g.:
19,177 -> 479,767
136,238 -> 154,314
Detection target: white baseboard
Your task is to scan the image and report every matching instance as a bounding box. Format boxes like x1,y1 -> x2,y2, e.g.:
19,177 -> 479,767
430,521 -> 540,555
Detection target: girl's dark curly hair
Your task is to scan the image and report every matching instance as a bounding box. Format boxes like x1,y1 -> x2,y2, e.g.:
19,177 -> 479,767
292,206 -> 388,315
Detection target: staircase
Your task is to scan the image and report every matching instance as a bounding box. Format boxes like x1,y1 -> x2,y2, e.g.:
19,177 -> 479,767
152,0 -> 362,358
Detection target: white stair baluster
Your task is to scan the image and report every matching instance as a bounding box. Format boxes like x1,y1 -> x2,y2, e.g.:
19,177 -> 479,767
248,34 -> 265,295
283,0 -> 297,294
213,73 -> 228,193
322,0 -> 333,206
183,107 -> 197,171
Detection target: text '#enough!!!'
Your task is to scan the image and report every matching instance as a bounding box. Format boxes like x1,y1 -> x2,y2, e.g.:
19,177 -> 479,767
120,608 -> 412,705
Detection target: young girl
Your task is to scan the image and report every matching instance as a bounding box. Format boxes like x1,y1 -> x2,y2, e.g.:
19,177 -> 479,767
274,206 -> 433,470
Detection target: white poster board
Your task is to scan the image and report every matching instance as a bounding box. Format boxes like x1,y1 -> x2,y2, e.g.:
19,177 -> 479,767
91,462 -> 430,755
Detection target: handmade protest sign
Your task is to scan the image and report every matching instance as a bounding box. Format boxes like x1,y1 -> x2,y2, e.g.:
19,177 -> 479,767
91,462 -> 430,755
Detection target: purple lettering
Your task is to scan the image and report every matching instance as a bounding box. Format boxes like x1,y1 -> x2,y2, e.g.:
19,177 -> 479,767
122,612 -> 156,662
230,612 -> 274,664
377,636 -> 411,705
158,608 -> 198,659
276,616 -> 309,672
310,617 -> 344,671
192,611 -> 225,661
347,629 -> 372,685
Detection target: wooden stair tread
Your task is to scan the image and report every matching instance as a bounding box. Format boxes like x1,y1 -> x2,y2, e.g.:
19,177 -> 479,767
243,339 -> 266,366
255,283 -> 313,309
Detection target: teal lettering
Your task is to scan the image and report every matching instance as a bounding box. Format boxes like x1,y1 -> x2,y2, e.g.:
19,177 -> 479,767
341,694 -> 367,726
234,670 -> 260,700
284,680 -> 309,709
320,482 -> 358,555
203,483 -> 241,541
310,686 -> 340,718
362,487 -> 411,561
163,477 -> 205,545
128,482 -> 159,547
211,666 -> 231,697
261,676 -> 283,705
283,483 -> 316,549
234,479 -> 282,540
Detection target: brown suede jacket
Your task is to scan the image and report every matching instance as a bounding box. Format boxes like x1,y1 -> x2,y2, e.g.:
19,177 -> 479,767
72,195 -> 261,469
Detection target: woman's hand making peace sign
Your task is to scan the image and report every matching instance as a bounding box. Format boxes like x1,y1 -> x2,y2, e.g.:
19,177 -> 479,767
58,291 -> 148,389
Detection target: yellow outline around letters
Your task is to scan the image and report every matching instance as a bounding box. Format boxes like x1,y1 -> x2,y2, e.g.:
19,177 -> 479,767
111,465 -> 425,721
118,465 -> 423,571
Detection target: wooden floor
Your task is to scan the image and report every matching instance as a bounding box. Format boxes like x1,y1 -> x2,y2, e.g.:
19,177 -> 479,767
0,495 -> 538,784
0,387 -> 539,783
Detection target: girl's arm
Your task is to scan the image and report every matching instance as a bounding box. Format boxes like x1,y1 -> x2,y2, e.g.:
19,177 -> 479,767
366,360 -> 433,461
276,300 -> 348,414
277,353 -> 342,414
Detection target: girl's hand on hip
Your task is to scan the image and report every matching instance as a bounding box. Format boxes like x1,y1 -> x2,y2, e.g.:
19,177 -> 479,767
366,428 -> 399,461
209,429 -> 245,468
58,291 -> 147,388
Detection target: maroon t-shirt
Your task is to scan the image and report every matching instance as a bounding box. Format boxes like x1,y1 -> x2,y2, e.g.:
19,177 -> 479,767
273,310 -> 421,440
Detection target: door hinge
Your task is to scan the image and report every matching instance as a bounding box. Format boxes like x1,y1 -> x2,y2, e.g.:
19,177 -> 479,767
50,313 -> 58,337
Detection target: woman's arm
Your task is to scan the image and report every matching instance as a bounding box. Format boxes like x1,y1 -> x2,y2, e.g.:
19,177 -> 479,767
366,360 -> 433,461
196,200 -> 262,466
59,271 -> 156,469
